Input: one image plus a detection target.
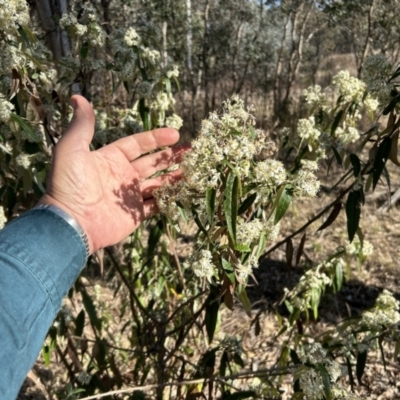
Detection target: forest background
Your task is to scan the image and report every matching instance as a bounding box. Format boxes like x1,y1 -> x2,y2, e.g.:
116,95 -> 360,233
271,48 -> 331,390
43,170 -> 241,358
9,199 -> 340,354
4,0 -> 400,399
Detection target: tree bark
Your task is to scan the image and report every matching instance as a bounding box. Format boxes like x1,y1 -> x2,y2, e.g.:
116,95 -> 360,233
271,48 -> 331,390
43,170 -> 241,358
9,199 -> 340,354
35,0 -> 80,93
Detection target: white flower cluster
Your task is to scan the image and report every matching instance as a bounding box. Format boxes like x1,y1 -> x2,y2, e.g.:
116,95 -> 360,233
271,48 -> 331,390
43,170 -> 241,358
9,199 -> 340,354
165,114 -> 183,130
285,258 -> 343,315
0,206 -> 7,229
0,43 -> 26,75
294,343 -> 349,400
303,85 -> 326,110
332,71 -> 366,103
166,65 -> 179,79
361,289 -> 400,330
124,27 -> 141,46
0,98 -> 14,123
254,159 -> 286,189
59,13 -> 88,36
0,0 -> 29,33
297,117 -> 321,144
141,48 -> 161,65
59,4 -> 105,47
236,218 -> 264,246
184,249 -> 215,282
334,126 -> 360,145
292,160 -> 320,198
345,238 -> 373,260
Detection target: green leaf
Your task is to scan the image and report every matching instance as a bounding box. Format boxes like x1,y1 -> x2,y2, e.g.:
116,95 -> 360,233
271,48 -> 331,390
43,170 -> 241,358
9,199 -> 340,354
349,153 -> 361,177
394,341 -> 400,360
80,41 -> 89,59
373,137 -> 392,190
205,298 -> 220,344
138,98 -> 150,131
331,109 -> 344,135
164,77 -> 171,94
75,309 -> 85,337
206,187 -> 216,225
335,261 -> 343,292
238,192 -> 257,215
316,363 -> 331,398
196,349 -> 217,378
346,357 -> 355,392
234,243 -> 251,252
42,345 -> 51,366
81,288 -> 102,332
317,202 -> 342,232
346,190 -> 362,242
233,353 -> 245,368
222,391 -> 257,400
331,146 -> 343,165
219,351 -> 228,377
222,258 -> 235,283
356,350 -> 368,385
9,114 -> 39,142
148,220 -> 163,258
274,186 -> 293,224
224,172 -> 239,244
237,286 -> 252,317
255,232 -> 266,259
383,95 -> 400,115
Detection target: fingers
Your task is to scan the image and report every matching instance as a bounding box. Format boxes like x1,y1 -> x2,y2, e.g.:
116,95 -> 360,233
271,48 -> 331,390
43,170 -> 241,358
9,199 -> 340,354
57,95 -> 95,153
112,128 -> 180,161
132,143 -> 190,179
141,169 -> 183,199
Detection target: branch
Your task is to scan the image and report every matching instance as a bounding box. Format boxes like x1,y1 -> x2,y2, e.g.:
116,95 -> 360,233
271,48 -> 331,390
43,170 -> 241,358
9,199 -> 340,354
260,182 -> 354,260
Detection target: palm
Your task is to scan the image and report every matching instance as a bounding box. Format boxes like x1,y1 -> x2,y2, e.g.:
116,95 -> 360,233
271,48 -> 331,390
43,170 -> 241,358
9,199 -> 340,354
39,95 -> 187,253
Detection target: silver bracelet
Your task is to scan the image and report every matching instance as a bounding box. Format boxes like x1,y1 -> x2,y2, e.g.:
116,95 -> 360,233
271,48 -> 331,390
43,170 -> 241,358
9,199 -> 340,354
34,204 -> 90,259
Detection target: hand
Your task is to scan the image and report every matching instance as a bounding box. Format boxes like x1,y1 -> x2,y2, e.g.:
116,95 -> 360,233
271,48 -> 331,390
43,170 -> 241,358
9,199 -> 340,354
38,95 -> 189,253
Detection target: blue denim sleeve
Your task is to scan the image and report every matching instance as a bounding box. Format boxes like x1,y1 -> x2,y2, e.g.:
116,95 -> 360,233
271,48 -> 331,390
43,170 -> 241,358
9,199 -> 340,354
0,209 -> 87,399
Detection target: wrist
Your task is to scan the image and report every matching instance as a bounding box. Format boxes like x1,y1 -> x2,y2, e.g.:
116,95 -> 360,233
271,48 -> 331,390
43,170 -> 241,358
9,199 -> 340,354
37,195 -> 94,255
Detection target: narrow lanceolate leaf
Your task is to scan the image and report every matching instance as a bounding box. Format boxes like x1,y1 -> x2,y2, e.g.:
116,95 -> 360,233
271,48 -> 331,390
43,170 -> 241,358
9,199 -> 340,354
274,186 -> 293,224
138,98 -> 150,131
81,289 -> 102,332
349,153 -> 361,177
316,364 -> 331,399
295,233 -> 306,267
206,187 -> 216,225
9,114 -> 39,142
331,146 -> 343,165
373,137 -> 392,190
237,286 -> 252,317
224,172 -> 239,244
331,109 -> 344,135
383,95 -> 400,115
347,357 -> 355,392
356,350 -> 368,385
238,192 -> 257,215
346,190 -> 362,242
389,130 -> 400,166
335,261 -> 343,292
205,296 -> 220,343
80,41 -> 89,59
317,202 -> 342,232
286,238 -> 294,270
222,391 -> 257,400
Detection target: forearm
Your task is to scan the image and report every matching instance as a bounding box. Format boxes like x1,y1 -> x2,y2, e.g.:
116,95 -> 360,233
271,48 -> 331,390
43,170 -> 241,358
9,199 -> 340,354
0,209 -> 86,399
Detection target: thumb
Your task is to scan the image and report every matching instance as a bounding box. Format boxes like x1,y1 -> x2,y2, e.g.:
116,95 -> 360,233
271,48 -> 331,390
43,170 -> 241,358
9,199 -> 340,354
57,95 -> 95,153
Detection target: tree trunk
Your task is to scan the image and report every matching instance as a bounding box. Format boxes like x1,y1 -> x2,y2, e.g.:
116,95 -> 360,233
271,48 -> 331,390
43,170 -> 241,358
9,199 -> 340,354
35,0 -> 80,93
